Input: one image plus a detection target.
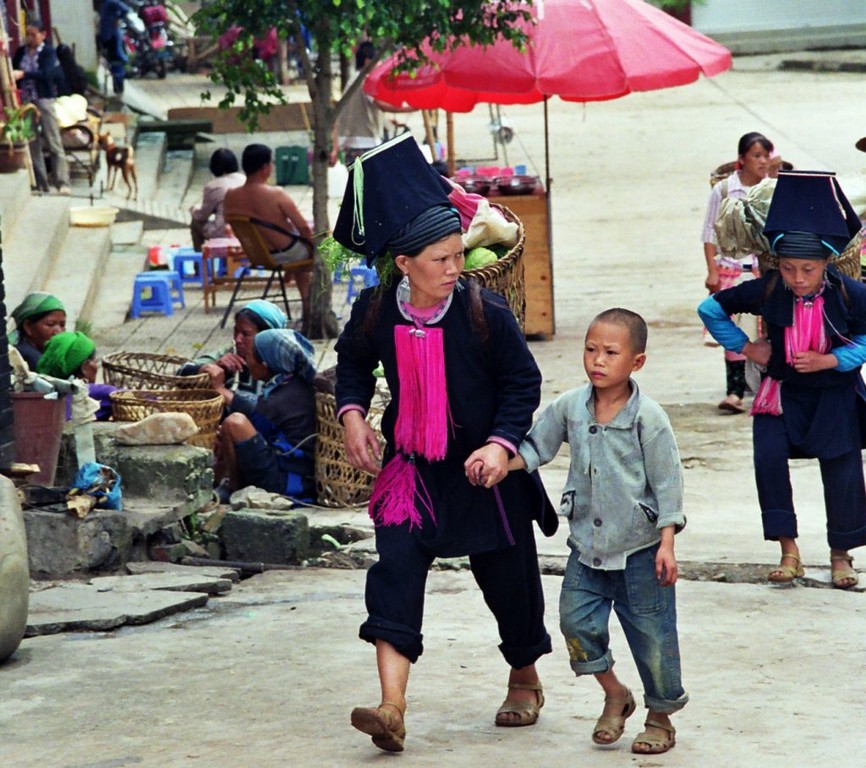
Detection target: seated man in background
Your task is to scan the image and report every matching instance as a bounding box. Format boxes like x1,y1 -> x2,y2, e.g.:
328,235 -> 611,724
190,148 -> 245,250
223,144 -> 315,325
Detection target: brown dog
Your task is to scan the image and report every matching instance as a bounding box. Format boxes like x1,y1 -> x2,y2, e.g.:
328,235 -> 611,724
98,131 -> 138,200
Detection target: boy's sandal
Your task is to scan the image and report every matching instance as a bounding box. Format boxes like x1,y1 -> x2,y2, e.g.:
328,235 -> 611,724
495,681 -> 544,727
350,700 -> 406,752
592,688 -> 636,745
631,718 -> 676,755
767,553 -> 804,583
830,554 -> 858,590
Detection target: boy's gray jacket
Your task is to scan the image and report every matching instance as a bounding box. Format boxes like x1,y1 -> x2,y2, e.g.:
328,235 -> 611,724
519,381 -> 685,570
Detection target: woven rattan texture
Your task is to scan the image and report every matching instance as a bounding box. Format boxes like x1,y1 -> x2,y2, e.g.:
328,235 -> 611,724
109,388 -> 223,449
103,352 -> 209,390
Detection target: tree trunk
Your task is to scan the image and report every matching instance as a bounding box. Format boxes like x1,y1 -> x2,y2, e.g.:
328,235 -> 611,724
303,34 -> 340,340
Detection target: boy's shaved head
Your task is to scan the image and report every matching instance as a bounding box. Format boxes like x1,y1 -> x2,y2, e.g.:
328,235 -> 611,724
589,308 -> 648,354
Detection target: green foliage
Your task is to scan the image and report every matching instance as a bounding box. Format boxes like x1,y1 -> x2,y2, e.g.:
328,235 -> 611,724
0,104 -> 38,146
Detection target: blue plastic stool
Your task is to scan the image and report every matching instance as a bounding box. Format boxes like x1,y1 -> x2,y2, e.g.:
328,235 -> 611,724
171,248 -> 206,287
345,265 -> 379,306
131,273 -> 174,318
148,270 -> 185,308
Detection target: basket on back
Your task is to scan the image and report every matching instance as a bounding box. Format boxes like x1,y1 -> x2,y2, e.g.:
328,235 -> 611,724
462,204 -> 526,331
102,352 -> 208,390
110,389 -> 223,449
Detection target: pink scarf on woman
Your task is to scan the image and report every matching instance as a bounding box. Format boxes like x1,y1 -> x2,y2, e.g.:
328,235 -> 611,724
750,294 -> 829,415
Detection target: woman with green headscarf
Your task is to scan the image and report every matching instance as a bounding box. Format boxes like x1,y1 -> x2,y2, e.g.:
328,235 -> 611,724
36,331 -> 117,421
10,292 -> 66,370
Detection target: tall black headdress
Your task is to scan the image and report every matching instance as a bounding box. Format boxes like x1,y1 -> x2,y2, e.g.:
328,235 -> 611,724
763,170 -> 861,259
331,132 -> 458,266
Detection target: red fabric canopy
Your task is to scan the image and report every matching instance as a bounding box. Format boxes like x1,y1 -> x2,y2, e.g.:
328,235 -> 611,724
365,0 -> 732,112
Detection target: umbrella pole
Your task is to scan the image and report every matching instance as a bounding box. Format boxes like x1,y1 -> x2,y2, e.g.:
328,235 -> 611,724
422,110 -> 437,163
447,112 -> 455,176
544,96 -> 551,192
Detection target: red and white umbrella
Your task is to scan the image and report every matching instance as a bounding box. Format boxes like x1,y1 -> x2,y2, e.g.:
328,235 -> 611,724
366,0 -> 732,181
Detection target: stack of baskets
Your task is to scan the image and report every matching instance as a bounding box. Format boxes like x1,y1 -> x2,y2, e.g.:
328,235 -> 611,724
103,352 -> 222,449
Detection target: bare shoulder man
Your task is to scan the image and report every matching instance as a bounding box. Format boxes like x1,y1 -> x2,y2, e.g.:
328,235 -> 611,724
224,144 -> 315,322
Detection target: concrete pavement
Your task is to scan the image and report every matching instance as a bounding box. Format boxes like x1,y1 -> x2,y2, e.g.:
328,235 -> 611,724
3,52 -> 866,766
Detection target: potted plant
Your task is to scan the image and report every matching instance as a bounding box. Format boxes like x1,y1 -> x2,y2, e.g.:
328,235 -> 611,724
0,103 -> 38,173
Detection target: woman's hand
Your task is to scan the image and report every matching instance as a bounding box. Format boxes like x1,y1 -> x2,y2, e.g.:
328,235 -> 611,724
463,443 -> 508,489
790,350 -> 837,374
343,410 -> 382,475
742,340 -> 771,366
217,352 -> 246,373
201,363 -> 226,389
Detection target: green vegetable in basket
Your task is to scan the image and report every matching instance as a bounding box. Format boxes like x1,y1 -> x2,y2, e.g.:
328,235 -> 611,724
464,246 -> 498,271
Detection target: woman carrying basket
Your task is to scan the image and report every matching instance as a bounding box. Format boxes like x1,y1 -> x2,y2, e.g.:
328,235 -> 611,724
329,133 -> 558,753
698,171 -> 866,588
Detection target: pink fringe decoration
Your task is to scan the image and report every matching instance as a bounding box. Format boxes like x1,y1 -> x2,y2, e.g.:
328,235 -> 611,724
785,295 -> 829,363
750,377 -> 782,416
369,454 -> 435,530
393,325 -> 449,461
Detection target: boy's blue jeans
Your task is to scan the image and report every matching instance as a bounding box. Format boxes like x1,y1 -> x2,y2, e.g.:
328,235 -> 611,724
559,543 -> 688,714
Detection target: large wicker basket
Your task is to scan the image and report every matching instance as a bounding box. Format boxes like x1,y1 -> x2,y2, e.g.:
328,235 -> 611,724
314,391 -> 385,508
109,388 -> 223,449
102,352 -> 209,390
462,204 -> 526,331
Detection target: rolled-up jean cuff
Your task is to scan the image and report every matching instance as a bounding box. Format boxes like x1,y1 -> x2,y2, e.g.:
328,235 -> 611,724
569,649 -> 614,676
827,524 -> 866,551
644,690 -> 689,715
359,615 -> 423,663
499,632 -> 553,670
761,508 -> 798,540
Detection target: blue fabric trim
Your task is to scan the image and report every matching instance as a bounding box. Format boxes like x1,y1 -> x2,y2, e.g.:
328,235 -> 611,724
697,295 -> 749,353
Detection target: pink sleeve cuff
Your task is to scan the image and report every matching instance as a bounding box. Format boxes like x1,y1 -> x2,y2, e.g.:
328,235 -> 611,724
337,404 -> 367,423
488,436 -> 517,457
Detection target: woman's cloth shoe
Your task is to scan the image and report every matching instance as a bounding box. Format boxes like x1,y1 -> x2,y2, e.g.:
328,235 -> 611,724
631,719 -> 676,755
767,553 -> 804,584
495,681 -> 544,727
350,701 -> 406,752
830,554 -> 858,590
592,688 -> 636,745
717,394 -> 745,413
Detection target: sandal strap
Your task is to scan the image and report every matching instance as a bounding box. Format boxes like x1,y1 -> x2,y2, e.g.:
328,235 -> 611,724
644,718 -> 676,735
379,700 -> 405,717
830,554 -> 854,565
507,681 -> 543,693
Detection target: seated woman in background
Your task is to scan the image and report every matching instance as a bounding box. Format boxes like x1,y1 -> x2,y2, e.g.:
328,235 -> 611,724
36,331 -> 117,421
214,328 -> 317,502
178,299 -> 287,396
189,148 -> 246,251
10,292 -> 66,370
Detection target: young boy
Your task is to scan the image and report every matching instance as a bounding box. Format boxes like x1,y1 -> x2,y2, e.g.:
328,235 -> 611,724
512,308 -> 688,754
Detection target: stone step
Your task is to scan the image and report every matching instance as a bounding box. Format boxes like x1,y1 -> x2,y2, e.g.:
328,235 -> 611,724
42,222 -> 113,331
3,194 -> 72,318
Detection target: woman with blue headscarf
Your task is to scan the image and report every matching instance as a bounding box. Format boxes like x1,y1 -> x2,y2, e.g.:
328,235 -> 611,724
214,328 -> 317,502
178,299 -> 287,396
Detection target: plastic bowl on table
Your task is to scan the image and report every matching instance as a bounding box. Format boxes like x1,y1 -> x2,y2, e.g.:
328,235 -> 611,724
495,175 -> 540,195
452,175 -> 492,196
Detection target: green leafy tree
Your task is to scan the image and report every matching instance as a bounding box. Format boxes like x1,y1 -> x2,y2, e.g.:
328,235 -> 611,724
194,1 -> 532,339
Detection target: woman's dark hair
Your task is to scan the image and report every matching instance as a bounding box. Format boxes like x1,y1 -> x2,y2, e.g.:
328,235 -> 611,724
737,132 -> 773,157
241,143 -> 272,176
355,41 -> 376,71
21,310 -> 55,333
209,148 -> 239,177
235,307 -> 270,332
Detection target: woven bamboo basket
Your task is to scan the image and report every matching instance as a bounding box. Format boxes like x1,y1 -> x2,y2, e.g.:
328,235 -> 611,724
314,391 -> 386,508
109,389 -> 223,449
102,352 -> 209,390
462,204 -> 526,331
